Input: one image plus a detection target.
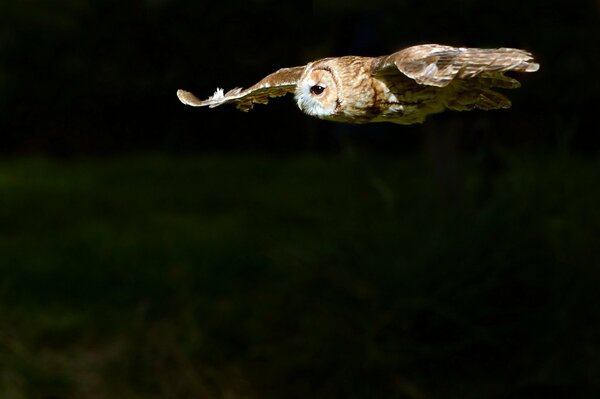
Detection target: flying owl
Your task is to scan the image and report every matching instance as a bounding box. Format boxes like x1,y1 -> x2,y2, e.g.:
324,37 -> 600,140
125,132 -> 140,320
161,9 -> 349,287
177,44 -> 539,125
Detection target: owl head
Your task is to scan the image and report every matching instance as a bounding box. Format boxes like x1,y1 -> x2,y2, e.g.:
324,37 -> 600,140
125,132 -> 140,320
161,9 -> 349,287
294,61 -> 340,119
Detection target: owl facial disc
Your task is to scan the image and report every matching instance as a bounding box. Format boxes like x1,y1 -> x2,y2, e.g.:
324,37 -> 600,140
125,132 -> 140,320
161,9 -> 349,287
294,67 -> 338,118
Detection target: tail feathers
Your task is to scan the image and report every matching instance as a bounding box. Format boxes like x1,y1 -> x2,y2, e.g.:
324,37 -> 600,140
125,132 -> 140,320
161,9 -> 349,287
477,74 -> 522,89
446,87 -> 512,111
474,89 -> 512,110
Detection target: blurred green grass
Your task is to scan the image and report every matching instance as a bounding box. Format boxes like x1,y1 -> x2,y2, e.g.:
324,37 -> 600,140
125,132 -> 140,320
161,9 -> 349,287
0,151 -> 598,399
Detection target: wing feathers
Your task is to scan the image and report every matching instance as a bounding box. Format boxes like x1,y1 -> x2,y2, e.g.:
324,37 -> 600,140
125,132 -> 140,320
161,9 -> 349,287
375,44 -> 539,87
176,87 -> 244,108
177,66 -> 305,111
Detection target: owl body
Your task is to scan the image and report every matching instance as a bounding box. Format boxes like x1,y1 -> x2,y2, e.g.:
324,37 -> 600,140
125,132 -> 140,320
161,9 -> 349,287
177,44 -> 539,125
294,55 -> 447,124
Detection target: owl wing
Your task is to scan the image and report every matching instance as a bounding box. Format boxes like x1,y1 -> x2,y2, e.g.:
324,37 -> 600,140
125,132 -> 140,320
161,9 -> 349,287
177,66 -> 305,111
373,44 -> 539,87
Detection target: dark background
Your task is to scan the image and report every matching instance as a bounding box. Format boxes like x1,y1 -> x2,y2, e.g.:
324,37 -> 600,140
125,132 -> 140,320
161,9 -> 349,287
1,1 -> 599,398
1,0 -> 599,155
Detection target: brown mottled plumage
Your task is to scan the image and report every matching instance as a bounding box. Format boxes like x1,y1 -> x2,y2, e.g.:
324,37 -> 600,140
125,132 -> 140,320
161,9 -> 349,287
177,44 -> 539,125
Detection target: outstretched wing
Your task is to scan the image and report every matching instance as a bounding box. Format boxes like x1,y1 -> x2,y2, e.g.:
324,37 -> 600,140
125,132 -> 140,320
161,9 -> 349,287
373,44 -> 539,87
177,66 -> 305,111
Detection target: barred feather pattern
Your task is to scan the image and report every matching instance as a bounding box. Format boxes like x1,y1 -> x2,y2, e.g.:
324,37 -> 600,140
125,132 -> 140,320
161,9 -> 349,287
177,44 -> 539,124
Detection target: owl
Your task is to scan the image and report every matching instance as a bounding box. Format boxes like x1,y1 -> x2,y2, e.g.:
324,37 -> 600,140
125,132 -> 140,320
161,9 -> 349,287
177,44 -> 539,125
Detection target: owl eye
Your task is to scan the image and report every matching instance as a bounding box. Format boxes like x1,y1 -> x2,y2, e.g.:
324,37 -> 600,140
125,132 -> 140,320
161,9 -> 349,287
310,85 -> 325,95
